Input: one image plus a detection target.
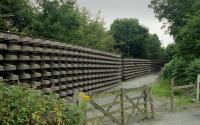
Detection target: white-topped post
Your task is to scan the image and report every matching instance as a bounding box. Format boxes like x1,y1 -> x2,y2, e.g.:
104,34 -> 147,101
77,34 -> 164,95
196,74 -> 200,103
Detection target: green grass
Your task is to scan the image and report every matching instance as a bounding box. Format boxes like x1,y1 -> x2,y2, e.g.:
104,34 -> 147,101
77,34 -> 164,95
151,80 -> 195,107
151,80 -> 171,97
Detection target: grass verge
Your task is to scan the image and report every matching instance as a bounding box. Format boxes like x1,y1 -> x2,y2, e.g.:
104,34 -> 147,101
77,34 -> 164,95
151,80 -> 195,108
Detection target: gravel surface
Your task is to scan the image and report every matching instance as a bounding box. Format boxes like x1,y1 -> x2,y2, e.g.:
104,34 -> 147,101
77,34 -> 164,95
89,74 -> 159,106
117,74 -> 159,89
87,74 -> 200,125
135,108 -> 200,125
87,74 -> 159,119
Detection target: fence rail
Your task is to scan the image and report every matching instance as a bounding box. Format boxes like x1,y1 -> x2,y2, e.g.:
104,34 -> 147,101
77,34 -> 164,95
170,74 -> 200,110
86,85 -> 155,125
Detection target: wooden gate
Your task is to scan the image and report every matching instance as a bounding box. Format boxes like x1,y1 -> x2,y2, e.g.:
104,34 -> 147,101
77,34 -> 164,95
86,85 -> 155,125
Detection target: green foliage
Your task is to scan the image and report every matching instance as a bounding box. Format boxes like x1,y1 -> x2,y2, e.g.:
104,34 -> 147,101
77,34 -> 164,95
161,58 -> 188,85
0,0 -> 116,53
162,58 -> 200,85
176,10 -> 200,59
110,18 -> 163,59
152,80 -> 194,107
149,0 -> 198,36
151,80 -> 171,97
0,83 -> 85,125
149,0 -> 200,60
145,34 -> 162,59
29,0 -> 83,42
110,18 -> 148,58
165,43 -> 176,60
79,14 -> 117,52
0,0 -> 35,32
159,47 -> 167,60
186,58 -> 200,83
150,0 -> 200,84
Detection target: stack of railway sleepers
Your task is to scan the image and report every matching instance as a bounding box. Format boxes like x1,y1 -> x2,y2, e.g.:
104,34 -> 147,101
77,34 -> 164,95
0,31 -> 122,98
122,58 -> 162,81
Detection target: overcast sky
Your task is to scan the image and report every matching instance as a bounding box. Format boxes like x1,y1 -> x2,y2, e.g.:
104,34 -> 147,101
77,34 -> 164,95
77,0 -> 174,47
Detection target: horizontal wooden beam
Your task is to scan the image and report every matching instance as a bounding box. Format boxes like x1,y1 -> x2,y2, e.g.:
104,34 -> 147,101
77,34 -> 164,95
174,84 -> 196,90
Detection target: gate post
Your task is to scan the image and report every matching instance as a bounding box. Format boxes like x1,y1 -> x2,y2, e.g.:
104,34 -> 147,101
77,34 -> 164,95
120,88 -> 125,125
196,74 -> 200,103
122,57 -> 125,81
148,87 -> 155,119
143,86 -> 148,119
73,89 -> 79,105
170,78 -> 175,111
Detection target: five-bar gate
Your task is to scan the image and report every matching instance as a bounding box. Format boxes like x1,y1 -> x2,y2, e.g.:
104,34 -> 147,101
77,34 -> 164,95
86,85 -> 155,125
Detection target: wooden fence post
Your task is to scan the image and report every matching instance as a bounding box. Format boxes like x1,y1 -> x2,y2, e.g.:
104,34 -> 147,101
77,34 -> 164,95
73,89 -> 79,106
120,88 -> 125,125
122,57 -> 125,81
148,87 -> 155,119
143,86 -> 148,119
196,74 -> 200,103
171,78 -> 175,111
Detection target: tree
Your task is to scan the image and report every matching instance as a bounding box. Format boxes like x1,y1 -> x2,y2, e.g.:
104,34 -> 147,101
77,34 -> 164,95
176,10 -> 200,59
145,34 -> 162,59
110,18 -> 163,59
149,0 -> 200,60
0,0 -> 35,32
29,0 -> 83,42
149,0 -> 198,36
0,0 -> 116,53
110,18 -> 149,58
165,43 -> 176,60
150,0 -> 200,84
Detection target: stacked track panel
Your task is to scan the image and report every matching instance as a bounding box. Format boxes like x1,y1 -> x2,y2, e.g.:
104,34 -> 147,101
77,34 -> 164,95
122,58 -> 162,81
0,32 -> 122,97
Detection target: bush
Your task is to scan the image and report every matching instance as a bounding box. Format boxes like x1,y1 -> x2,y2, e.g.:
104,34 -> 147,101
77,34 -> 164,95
162,58 -> 200,85
161,58 -> 188,85
186,58 -> 200,83
0,83 -> 85,125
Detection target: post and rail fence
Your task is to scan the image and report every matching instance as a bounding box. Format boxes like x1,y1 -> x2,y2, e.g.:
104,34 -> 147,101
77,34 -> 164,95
170,74 -> 200,110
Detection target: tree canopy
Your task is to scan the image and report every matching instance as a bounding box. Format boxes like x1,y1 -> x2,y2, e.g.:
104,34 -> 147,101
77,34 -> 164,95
0,0 -> 165,59
149,0 -> 200,59
110,18 -> 162,59
150,0 -> 200,84
149,0 -> 198,36
0,0 -> 116,53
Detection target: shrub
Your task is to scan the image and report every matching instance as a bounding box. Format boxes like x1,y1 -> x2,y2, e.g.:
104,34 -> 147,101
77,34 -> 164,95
162,57 -> 200,85
0,83 -> 85,125
186,58 -> 200,83
161,58 -> 188,85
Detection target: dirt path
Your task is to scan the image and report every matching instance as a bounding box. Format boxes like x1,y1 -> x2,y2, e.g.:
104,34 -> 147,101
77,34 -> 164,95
91,74 -> 159,105
87,74 -> 159,119
116,74 -> 159,89
135,108 -> 200,125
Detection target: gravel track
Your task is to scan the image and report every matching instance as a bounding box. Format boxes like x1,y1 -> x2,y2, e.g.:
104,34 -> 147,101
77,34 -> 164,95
135,108 -> 200,125
87,74 -> 200,125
